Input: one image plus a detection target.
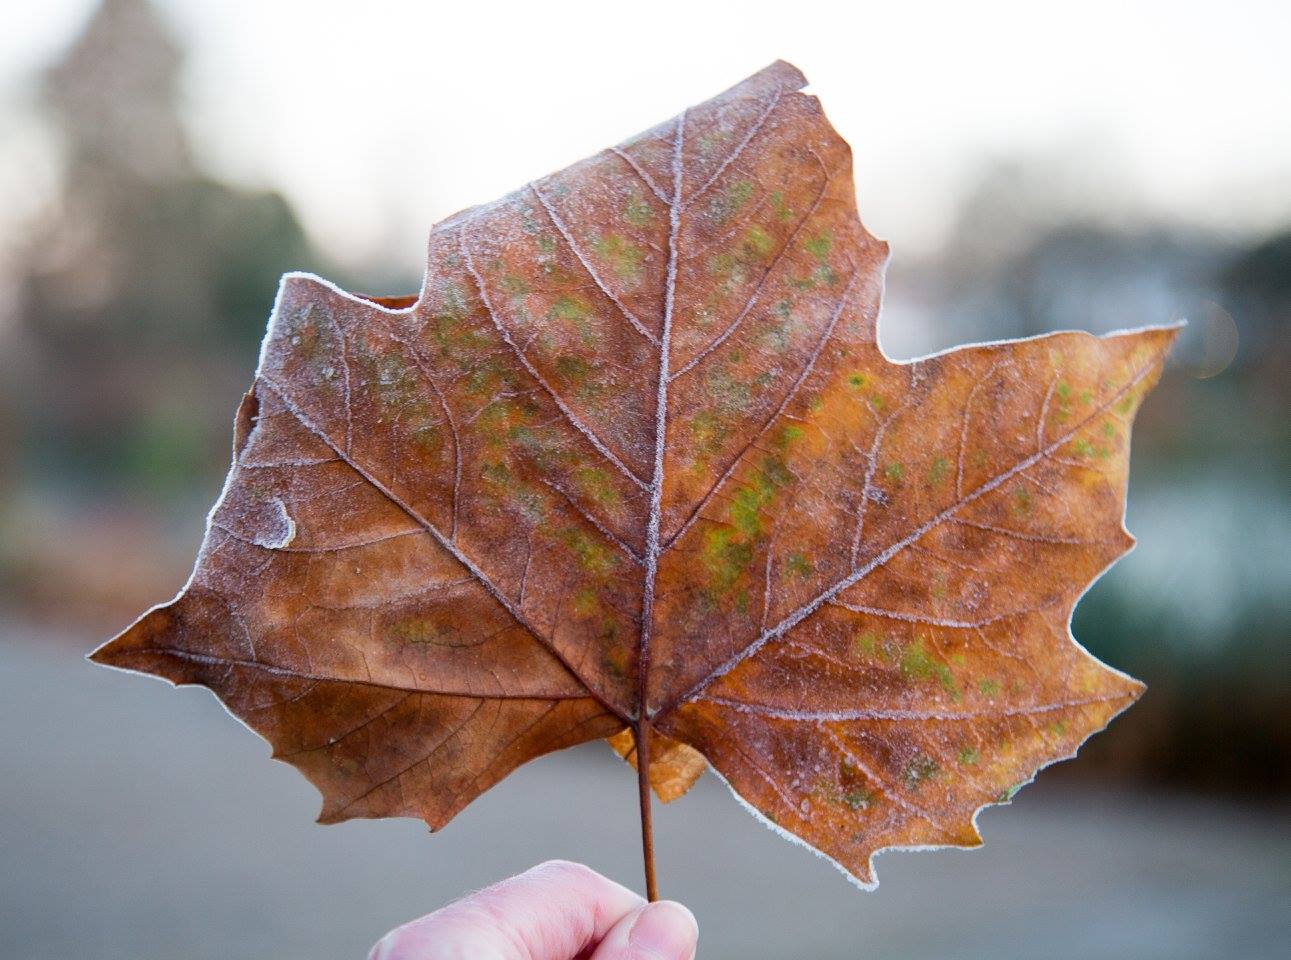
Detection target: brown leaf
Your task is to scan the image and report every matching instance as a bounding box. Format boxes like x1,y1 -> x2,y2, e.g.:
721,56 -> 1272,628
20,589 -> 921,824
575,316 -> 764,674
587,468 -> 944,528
607,728 -> 706,803
92,61 -> 1175,888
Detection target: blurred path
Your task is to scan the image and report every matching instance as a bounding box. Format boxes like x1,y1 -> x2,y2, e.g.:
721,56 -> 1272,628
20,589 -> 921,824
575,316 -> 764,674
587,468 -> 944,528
2,624 -> 1287,960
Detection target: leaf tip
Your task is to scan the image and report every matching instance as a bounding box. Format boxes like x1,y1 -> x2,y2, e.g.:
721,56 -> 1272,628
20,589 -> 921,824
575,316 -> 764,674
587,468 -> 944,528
1102,320 -> 1186,361
724,60 -> 810,104
87,613 -> 152,670
85,641 -> 113,667
766,58 -> 808,90
1126,675 -> 1148,703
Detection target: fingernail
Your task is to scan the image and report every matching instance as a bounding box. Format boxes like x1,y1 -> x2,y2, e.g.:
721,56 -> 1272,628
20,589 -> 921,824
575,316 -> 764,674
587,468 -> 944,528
628,900 -> 698,959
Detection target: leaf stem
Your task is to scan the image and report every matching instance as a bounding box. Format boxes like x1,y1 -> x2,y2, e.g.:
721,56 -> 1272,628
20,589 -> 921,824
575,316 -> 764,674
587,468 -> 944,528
634,720 -> 658,901
631,110 -> 682,906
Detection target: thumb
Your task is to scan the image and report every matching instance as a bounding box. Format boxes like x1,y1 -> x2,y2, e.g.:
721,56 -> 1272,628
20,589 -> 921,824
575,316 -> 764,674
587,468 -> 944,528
589,900 -> 698,960
368,860 -> 643,960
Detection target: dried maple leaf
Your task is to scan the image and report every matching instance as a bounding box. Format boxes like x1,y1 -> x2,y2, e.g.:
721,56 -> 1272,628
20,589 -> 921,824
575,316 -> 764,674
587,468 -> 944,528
92,61 -> 1176,894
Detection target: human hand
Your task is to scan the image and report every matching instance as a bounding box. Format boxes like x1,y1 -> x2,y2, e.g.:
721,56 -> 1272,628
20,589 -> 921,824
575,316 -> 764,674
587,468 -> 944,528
368,860 -> 698,960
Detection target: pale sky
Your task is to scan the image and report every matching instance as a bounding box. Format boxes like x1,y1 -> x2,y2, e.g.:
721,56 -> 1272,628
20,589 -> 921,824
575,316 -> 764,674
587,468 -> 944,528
4,0 -> 1290,276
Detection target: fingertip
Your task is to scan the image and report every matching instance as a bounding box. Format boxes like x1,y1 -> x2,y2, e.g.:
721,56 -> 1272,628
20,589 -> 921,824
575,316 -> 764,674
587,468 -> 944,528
591,899 -> 698,960
628,901 -> 698,960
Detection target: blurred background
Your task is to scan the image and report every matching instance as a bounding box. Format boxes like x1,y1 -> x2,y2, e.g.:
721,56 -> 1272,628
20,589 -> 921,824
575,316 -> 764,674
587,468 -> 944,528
1,1 -> 1287,957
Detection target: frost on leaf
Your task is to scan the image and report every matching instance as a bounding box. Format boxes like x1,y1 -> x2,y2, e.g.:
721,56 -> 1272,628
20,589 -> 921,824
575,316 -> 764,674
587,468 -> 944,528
91,61 -> 1174,888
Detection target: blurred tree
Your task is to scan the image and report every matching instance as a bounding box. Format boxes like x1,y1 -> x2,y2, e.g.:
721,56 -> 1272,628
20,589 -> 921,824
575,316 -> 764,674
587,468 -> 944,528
1223,229 -> 1291,420
7,0 -> 323,501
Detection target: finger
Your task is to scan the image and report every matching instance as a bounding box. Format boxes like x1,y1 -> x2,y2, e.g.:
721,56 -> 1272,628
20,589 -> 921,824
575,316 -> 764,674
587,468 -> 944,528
588,900 -> 698,960
368,859 -> 645,960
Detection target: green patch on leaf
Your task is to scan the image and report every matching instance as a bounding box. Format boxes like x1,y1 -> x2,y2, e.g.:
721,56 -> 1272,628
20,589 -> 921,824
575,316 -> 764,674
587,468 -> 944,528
900,638 -> 959,698
571,587 -> 599,617
786,552 -> 812,578
591,233 -> 644,280
554,354 -> 591,385
623,194 -> 651,227
560,527 -> 616,577
903,754 -> 940,788
770,191 -> 793,222
773,424 -> 804,449
927,457 -> 949,485
728,455 -> 792,538
997,783 -> 1025,803
842,788 -> 874,811
805,231 -> 832,262
852,631 -> 879,659
1012,487 -> 1034,515
701,527 -> 754,592
744,225 -> 774,258
574,466 -> 618,505
390,617 -> 453,645
710,178 -> 754,223
500,274 -> 529,298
